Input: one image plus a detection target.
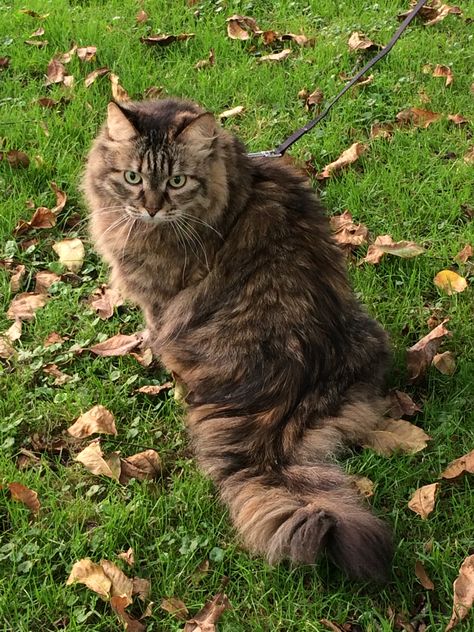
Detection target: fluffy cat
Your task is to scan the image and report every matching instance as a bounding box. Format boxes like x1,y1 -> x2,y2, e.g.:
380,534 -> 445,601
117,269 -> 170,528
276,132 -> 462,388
84,98 -> 393,581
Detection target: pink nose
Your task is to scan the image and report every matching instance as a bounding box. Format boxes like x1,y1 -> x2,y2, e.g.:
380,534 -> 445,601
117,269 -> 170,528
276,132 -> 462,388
145,207 -> 159,217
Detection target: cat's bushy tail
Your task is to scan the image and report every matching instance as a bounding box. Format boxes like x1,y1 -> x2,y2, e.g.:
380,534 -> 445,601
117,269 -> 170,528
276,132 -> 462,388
189,401 -> 392,582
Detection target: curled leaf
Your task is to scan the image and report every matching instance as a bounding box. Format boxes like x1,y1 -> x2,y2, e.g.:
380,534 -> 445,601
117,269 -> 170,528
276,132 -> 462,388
218,105 -> 244,120
408,482 -> 439,519
161,597 -> 189,621
432,351 -> 456,375
66,559 -> 111,598
226,15 -> 260,40
386,390 -> 422,418
89,285 -> 124,319
88,333 -> 143,357
415,561 -> 435,590
110,73 -> 130,102
52,238 -> 85,272
434,270 -> 467,295
440,450 -> 474,480
259,49 -> 291,62
75,440 -> 119,480
407,319 -> 451,382
35,270 -> 61,294
184,591 -> 231,632
396,107 -> 441,128
140,33 -> 194,46
329,211 -> 368,251
317,142 -> 366,179
119,450 -> 161,485
8,482 -> 40,515
364,419 -> 430,456
348,31 -> 381,52
445,555 -> 474,631
76,46 -> 97,62
135,382 -> 173,396
432,64 -> 454,86
111,595 -> 145,632
118,548 -> 135,567
68,405 -> 117,438
362,234 -> 425,264
7,292 -> 48,321
84,67 -> 110,88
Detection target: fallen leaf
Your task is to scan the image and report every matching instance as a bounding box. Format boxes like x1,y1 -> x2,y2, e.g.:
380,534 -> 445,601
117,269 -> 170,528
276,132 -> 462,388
396,107 -> 441,128
348,31 -> 381,52
68,405 -> 117,439
432,64 -> 454,86
118,548 -> 135,567
448,114 -> 469,125
362,235 -> 425,264
317,142 -> 366,179
66,559 -> 111,598
76,46 -> 97,62
218,105 -> 244,120
58,45 -> 77,63
226,15 -> 260,40
440,450 -> 474,480
34,270 -> 60,294
25,38 -> 48,47
184,591 -> 232,632
446,555 -> 474,630
135,382 -> 173,396
407,319 -> 451,382
387,390 -> 422,418
16,448 -> 40,470
161,597 -> 189,621
30,26 -> 45,37
89,285 -> 124,319
408,483 -> 439,519
19,8 -> 49,18
132,577 -> 150,601
3,319 -> 22,343
464,147 -> 474,164
280,33 -> 314,47
110,73 -> 130,102
14,207 -> 56,235
306,87 -> 324,109
140,33 -> 194,46
340,72 -> 374,87
415,561 -> 435,590
329,211 -> 368,250
52,238 -> 85,272
1,150 -> 30,168
119,450 -> 161,485
194,48 -> 215,70
84,67 -> 110,87
75,440 -> 119,480
0,56 -> 10,69
130,347 -> 154,367
320,620 -> 345,632
45,58 -> 66,85
432,351 -> 456,375
434,270 -> 467,295
43,364 -> 72,385
88,333 -> 143,357
136,9 -> 149,23
352,475 -> 374,498
0,338 -> 15,359
398,1 -> 462,26
364,419 -> 430,456
7,293 -> 48,321
9,264 -> 26,292
44,331 -> 66,346
8,482 -> 40,515
100,559 -> 133,601
111,595 -> 145,632
259,49 -> 291,62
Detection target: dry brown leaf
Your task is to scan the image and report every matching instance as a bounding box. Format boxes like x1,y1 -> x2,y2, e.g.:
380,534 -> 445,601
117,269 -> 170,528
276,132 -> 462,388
68,405 -> 117,439
387,390 -> 422,418
432,351 -> 456,375
352,475 -> 375,498
35,270 -> 60,294
425,2 -> 462,27
440,450 -> 474,480
362,235 -> 425,265
66,559 -> 111,598
140,33 -> 194,46
434,270 -> 468,295
135,382 -> 173,396
348,31 -> 381,52
14,207 -> 56,235
184,591 -> 232,632
1,150 -> 30,168
320,620 -> 345,632
111,595 -> 145,632
110,73 -> 130,102
43,363 -> 73,385
118,548 -> 135,567
9,264 -> 26,292
100,559 -> 133,601
59,45 -> 77,64
0,56 -> 10,69
194,49 -> 215,70
75,440 -> 119,480
136,9 -> 149,23
329,211 -> 368,250
446,555 -> 474,631
76,46 -> 97,62
408,482 -> 439,519
0,338 -> 15,359
161,597 -> 189,621
8,482 -> 40,515
52,238 -> 85,272
415,561 -> 435,590
364,419 -> 430,456
119,450 -> 161,485
19,9 -> 49,18
464,147 -> 474,164
84,67 -> 110,87
45,58 -> 65,85
130,347 -> 154,367
89,285 -> 124,319
226,15 -> 260,40
88,333 -> 143,357
396,107 -> 441,128
306,87 -> 324,109
432,64 -> 454,86
7,292 -> 48,321
448,114 -> 469,125
280,33 -> 314,47
259,49 -> 291,62
3,319 -> 22,343
317,142 -> 366,179
218,105 -> 244,120
132,577 -> 151,601
25,39 -> 48,47
407,319 -> 451,382
44,331 -> 66,346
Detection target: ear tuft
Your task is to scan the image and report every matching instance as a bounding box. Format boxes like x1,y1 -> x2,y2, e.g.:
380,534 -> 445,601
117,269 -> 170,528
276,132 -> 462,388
106,102 -> 137,141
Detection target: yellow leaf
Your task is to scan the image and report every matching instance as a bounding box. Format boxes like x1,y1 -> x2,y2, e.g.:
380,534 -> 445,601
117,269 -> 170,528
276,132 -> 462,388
434,270 -> 467,295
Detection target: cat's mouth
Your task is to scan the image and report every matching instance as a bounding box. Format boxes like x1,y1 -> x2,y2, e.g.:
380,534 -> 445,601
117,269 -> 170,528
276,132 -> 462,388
125,205 -> 180,224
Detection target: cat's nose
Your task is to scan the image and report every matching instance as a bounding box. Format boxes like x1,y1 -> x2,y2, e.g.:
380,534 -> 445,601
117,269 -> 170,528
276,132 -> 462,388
144,206 -> 160,217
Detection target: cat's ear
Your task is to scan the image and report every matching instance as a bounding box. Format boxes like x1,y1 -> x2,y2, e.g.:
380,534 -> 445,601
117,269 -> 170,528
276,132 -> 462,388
106,103 -> 137,141
175,113 -> 217,154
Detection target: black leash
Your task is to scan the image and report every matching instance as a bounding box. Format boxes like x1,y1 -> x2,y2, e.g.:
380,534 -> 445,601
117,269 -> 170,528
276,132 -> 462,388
248,0 -> 428,158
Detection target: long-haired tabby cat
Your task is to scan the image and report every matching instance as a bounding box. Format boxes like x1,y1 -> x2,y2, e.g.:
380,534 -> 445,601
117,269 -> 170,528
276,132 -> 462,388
84,98 -> 393,581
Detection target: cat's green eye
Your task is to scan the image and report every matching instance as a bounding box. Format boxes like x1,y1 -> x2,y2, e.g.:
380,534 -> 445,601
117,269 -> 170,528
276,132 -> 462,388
124,171 -> 142,185
168,175 -> 187,189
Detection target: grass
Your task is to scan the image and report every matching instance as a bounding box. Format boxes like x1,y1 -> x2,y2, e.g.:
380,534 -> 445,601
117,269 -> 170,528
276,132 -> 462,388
0,0 -> 473,630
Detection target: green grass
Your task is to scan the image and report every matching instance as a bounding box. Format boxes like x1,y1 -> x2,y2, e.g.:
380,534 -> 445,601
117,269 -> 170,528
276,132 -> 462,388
1,0 -> 473,630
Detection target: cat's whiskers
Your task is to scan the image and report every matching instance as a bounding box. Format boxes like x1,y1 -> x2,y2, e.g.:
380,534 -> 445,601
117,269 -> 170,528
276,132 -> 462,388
119,217 -> 138,261
169,221 -> 189,285
178,212 -> 223,240
100,215 -> 130,239
176,217 -> 210,271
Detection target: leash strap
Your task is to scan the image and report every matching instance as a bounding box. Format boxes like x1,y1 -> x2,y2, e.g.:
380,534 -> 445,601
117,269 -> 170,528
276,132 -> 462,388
248,0 -> 428,158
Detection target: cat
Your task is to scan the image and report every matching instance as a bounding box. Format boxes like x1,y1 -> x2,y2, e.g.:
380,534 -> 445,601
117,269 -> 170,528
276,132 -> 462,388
84,98 -> 393,581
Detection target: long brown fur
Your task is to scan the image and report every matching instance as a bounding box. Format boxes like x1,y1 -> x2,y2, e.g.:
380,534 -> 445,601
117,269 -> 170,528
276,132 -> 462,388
84,98 -> 393,581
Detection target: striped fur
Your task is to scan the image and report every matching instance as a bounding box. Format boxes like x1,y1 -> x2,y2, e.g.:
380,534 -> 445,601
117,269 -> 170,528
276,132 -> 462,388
84,98 -> 393,581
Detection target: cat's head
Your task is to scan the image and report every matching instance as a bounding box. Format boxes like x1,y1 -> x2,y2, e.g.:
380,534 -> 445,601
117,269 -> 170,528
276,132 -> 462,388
84,99 -> 230,232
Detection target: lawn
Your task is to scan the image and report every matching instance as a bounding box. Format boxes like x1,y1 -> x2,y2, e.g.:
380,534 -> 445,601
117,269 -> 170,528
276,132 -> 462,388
0,0 -> 473,630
